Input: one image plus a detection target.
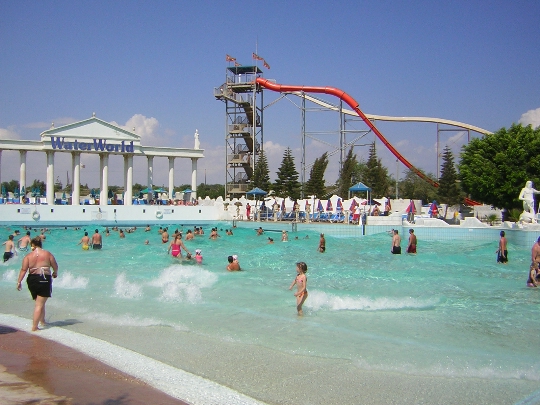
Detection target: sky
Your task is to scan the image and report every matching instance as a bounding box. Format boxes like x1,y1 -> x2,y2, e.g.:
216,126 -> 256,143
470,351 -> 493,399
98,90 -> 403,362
1,0 -> 539,190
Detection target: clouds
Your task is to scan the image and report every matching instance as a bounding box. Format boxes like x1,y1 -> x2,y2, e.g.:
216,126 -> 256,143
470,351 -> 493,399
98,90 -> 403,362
519,108 -> 540,129
0,127 -> 21,140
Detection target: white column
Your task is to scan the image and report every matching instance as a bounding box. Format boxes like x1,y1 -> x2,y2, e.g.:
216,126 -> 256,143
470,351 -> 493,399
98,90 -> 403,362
46,151 -> 54,205
168,157 -> 175,201
191,158 -> 197,201
147,156 -> 154,203
124,155 -> 133,206
71,152 -> 80,206
100,153 -> 109,206
19,151 -> 27,200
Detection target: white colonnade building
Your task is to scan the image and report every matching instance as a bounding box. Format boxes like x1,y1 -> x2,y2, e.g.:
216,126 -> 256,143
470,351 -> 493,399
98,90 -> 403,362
0,115 -> 204,205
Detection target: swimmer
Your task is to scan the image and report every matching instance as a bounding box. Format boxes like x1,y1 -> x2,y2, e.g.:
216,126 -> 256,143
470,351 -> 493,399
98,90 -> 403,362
77,231 -> 91,250
119,229 -> 125,238
527,263 -> 539,287
391,230 -> 401,254
268,237 -> 274,244
145,225 -> 151,232
281,230 -> 288,242
226,255 -> 241,271
185,230 -> 194,240
144,240 -> 150,245
18,231 -> 32,251
3,235 -> 16,262
406,229 -> 417,254
91,229 -> 102,250
257,227 -> 264,236
195,249 -> 203,263
497,230 -> 508,264
168,234 -> 190,258
288,261 -> 308,316
161,228 -> 169,243
318,233 -> 325,253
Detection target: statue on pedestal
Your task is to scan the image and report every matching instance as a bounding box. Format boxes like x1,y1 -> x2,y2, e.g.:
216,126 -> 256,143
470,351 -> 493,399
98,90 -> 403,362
194,130 -> 200,149
519,181 -> 540,223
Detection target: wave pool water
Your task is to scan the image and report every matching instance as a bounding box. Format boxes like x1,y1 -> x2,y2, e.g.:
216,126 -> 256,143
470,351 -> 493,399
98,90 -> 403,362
1,224 -> 539,404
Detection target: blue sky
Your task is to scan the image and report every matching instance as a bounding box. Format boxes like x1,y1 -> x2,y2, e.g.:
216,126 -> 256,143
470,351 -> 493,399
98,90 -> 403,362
1,1 -> 539,189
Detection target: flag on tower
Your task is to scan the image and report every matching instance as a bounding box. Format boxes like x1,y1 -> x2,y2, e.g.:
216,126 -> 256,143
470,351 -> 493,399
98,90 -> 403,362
234,61 -> 241,67
263,59 -> 270,69
226,54 -> 236,62
252,52 -> 264,61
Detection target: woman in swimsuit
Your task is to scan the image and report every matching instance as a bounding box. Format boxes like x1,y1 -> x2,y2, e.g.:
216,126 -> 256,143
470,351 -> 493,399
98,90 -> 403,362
288,262 -> 308,316
16,236 -> 59,331
168,234 -> 190,258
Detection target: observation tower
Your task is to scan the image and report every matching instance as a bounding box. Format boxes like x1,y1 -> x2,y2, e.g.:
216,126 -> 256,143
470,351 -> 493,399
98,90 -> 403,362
214,66 -> 264,198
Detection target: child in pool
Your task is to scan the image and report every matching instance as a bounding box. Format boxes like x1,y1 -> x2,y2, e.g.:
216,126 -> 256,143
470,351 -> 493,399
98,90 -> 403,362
289,262 -> 308,316
195,249 -> 203,263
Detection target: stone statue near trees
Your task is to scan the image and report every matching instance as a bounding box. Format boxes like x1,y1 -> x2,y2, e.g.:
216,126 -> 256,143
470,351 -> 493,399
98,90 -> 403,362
518,180 -> 540,223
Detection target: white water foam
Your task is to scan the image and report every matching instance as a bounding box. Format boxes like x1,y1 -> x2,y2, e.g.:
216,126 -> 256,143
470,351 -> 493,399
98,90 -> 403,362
2,269 -> 16,282
81,312 -> 189,331
54,271 -> 89,289
306,290 -> 438,311
148,265 -> 218,303
0,313 -> 267,405
113,272 -> 143,299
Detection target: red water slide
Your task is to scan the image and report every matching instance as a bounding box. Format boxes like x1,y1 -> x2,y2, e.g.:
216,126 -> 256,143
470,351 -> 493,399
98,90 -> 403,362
256,77 -> 439,188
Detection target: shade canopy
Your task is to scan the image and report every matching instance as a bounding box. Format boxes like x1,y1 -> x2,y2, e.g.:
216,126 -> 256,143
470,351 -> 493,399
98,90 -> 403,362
349,182 -> 371,192
246,187 -> 267,196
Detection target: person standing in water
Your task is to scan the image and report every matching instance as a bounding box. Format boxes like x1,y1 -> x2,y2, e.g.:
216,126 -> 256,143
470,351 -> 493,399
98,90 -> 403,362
18,231 -> 32,251
318,233 -> 326,253
406,229 -> 417,254
289,262 -> 308,316
92,229 -> 102,250
16,237 -> 59,331
497,230 -> 508,263
391,229 -> 401,254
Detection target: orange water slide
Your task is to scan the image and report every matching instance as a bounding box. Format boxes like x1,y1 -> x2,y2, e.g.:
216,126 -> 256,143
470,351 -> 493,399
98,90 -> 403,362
256,78 -> 439,188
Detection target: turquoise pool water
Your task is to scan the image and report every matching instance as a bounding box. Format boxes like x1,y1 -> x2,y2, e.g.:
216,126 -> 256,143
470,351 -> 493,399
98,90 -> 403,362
1,224 -> 539,404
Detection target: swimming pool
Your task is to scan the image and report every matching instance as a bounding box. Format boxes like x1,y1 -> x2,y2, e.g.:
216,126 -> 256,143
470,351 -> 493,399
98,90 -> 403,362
1,224 -> 539,404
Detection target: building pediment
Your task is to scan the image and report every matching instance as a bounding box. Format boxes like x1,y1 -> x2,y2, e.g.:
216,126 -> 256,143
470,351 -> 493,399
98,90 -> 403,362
40,116 -> 141,144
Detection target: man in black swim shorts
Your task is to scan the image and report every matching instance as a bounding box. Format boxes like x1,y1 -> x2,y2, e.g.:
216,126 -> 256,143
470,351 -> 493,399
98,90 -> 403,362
3,235 -> 15,262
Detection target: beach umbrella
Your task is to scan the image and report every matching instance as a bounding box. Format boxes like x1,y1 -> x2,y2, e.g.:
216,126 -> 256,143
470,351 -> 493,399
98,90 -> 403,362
336,198 -> 343,211
428,200 -> 438,217
1,184 -> 6,197
21,186 -> 25,196
246,187 -> 267,199
108,189 -> 113,199
326,199 -> 333,212
349,199 -> 357,211
90,189 -> 96,198
405,199 -> 416,213
281,198 -> 286,211
317,200 -> 324,212
14,187 -> 19,198
62,191 -> 67,200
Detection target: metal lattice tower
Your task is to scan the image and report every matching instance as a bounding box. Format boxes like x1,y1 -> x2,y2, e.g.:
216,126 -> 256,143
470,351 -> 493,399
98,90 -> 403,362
214,66 -> 263,198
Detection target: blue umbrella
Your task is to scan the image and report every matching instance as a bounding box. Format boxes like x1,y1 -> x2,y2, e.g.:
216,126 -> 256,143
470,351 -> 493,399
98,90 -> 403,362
246,187 -> 267,197
14,187 -> 19,198
1,185 -> 6,198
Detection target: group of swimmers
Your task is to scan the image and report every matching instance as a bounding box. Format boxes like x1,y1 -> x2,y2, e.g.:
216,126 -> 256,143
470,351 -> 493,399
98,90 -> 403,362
390,229 -> 417,255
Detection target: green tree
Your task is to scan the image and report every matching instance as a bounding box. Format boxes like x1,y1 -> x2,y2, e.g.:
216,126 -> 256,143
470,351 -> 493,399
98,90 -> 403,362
336,148 -> 357,198
305,152 -> 329,198
459,123 -> 540,210
437,145 -> 463,206
195,183 -> 225,199
400,169 -> 438,203
251,150 -> 272,192
1,180 -> 19,193
363,142 -> 390,198
274,147 -> 301,199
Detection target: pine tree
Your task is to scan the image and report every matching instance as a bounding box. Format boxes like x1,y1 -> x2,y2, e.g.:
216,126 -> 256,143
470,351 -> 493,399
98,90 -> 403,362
251,150 -> 271,192
336,148 -> 357,198
363,142 -> 390,198
305,152 -> 329,197
437,145 -> 462,206
274,147 -> 301,199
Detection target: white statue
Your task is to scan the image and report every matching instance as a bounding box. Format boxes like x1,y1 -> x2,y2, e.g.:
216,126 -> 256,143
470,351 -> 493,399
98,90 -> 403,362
519,181 -> 540,221
194,129 -> 200,149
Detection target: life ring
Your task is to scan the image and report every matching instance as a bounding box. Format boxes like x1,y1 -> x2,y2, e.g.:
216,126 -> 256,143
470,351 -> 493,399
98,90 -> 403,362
32,211 -> 40,221
96,212 -> 103,220
156,210 -> 163,219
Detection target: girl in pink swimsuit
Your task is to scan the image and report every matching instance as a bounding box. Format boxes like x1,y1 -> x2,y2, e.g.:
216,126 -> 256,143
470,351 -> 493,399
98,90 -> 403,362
288,262 -> 308,316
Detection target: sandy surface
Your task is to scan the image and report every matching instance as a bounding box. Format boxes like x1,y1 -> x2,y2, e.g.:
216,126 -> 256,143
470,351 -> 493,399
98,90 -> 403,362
0,324 -> 187,405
